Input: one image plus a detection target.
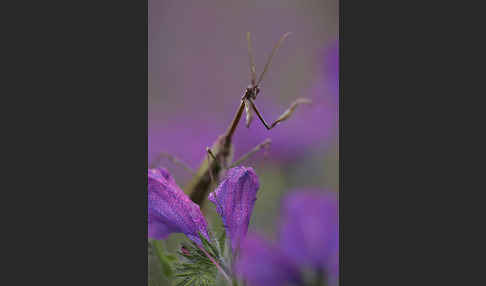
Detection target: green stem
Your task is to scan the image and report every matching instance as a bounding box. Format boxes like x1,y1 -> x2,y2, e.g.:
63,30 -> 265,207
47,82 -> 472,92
197,244 -> 232,284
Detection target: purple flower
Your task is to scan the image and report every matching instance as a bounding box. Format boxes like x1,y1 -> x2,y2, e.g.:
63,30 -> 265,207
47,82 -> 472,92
237,190 -> 339,285
235,234 -> 301,286
208,167 -> 259,254
148,168 -> 209,245
279,190 -> 339,272
148,166 -> 176,184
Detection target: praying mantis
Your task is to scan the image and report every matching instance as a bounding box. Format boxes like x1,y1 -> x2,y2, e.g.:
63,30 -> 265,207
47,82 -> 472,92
152,32 -> 311,206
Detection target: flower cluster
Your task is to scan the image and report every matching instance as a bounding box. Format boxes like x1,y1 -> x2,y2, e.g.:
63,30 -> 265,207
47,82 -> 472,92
148,166 -> 259,253
148,167 -> 338,286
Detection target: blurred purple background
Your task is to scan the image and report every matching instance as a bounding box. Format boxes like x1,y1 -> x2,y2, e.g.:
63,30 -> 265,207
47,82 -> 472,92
149,0 -> 338,176
149,1 -> 339,284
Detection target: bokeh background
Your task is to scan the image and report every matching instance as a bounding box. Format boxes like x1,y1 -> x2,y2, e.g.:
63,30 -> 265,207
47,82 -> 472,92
149,1 -> 338,285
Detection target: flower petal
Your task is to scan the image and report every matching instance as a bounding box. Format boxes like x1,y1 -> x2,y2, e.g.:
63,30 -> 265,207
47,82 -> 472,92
236,233 -> 301,286
148,168 -> 209,245
208,167 -> 259,254
279,190 -> 339,273
149,167 -> 176,185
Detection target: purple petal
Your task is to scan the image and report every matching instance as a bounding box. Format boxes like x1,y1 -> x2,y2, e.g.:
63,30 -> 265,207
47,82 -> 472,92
279,190 -> 339,273
236,233 -> 301,286
208,167 -> 259,253
148,168 -> 209,245
148,167 -> 176,185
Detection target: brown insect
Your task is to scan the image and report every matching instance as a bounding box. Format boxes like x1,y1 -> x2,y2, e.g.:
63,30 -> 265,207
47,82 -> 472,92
152,32 -> 311,207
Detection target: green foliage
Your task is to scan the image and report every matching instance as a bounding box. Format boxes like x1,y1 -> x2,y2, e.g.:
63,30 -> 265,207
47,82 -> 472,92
172,231 -> 230,286
152,240 -> 174,278
148,240 -> 173,286
174,242 -> 216,286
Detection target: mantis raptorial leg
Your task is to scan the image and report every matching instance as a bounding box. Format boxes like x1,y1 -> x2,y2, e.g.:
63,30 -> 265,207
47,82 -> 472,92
206,147 -> 218,186
184,32 -> 311,207
205,138 -> 271,185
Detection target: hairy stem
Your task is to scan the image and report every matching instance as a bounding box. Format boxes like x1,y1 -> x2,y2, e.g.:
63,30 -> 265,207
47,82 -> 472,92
197,245 -> 232,283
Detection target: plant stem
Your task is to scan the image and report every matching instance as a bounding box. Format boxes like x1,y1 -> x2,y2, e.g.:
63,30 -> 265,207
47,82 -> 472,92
197,244 -> 232,284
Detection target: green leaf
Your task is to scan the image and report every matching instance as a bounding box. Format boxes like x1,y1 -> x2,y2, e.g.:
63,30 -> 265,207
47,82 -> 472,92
175,277 -> 193,286
199,232 -> 220,259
